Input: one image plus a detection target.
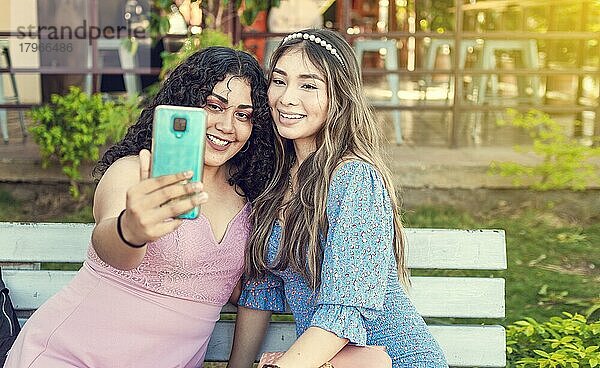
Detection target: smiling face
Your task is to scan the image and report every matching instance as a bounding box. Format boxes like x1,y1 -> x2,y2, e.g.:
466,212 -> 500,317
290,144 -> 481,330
203,75 -> 254,168
268,48 -> 328,145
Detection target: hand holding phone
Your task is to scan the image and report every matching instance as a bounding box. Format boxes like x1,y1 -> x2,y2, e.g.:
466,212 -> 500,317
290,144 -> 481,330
151,105 -> 208,219
118,150 -> 208,247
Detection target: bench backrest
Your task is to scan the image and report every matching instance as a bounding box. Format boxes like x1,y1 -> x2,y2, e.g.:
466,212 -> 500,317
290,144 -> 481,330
0,222 -> 507,366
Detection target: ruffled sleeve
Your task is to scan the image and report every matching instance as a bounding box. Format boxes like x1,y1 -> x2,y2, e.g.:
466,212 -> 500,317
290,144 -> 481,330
238,272 -> 286,312
309,161 -> 394,345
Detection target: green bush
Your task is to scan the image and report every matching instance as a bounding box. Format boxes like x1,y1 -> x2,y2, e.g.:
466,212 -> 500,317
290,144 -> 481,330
490,109 -> 600,190
507,312 -> 600,367
29,87 -> 140,198
147,0 -> 279,42
139,29 -> 244,101
160,29 -> 243,79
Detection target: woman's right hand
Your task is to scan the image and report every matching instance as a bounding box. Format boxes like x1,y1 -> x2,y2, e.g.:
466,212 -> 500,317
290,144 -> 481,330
119,149 -> 208,246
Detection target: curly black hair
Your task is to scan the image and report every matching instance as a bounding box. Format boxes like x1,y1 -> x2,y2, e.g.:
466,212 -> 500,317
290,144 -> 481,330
93,46 -> 276,202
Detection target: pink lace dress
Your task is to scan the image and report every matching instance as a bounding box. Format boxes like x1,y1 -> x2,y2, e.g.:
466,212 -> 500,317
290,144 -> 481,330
5,203 -> 250,368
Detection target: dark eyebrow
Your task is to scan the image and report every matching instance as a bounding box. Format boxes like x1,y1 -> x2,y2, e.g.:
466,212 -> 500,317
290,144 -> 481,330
208,93 -> 253,110
299,74 -> 325,83
272,68 -> 324,83
209,92 -> 228,104
273,68 -> 287,77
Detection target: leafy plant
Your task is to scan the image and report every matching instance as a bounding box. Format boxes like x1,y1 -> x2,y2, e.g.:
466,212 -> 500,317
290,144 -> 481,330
149,0 -> 174,42
160,28 -> 243,78
417,0 -> 454,32
233,0 -> 280,27
138,28 -> 243,100
144,1 -> 281,97
489,109 -> 600,190
507,312 -> 600,367
28,87 -> 140,198
149,0 -> 280,43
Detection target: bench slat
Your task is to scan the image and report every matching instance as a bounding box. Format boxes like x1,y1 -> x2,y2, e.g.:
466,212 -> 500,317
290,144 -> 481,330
3,270 -> 504,318
409,276 -> 505,318
205,321 -> 506,367
406,228 -> 507,270
0,223 -> 92,263
224,276 -> 507,319
17,317 -> 505,367
0,223 -> 506,269
2,270 -> 79,310
429,325 -> 506,367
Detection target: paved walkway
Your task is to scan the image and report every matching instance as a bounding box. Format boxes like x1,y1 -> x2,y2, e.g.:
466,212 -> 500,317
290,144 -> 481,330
0,136 -> 548,188
0,113 -> 597,189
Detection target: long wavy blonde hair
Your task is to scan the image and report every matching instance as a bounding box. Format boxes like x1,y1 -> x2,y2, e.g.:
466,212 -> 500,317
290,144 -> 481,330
247,29 -> 408,289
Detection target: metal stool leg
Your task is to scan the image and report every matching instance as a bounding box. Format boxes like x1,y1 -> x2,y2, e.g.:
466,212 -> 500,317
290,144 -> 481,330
0,63 -> 8,143
0,110 -> 7,144
354,40 -> 402,144
118,44 -> 140,96
384,42 -> 402,144
85,45 -> 93,95
472,44 -> 494,144
525,40 -> 541,105
0,47 -> 10,143
3,47 -> 27,139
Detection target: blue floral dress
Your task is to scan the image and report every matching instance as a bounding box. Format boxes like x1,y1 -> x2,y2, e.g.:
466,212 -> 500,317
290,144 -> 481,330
239,161 -> 448,367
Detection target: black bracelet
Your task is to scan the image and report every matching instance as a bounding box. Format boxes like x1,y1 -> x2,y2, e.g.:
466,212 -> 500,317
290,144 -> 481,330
262,365 -> 281,368
117,209 -> 146,248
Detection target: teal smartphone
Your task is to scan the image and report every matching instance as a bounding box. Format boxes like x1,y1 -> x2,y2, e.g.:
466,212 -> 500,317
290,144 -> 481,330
151,105 -> 207,219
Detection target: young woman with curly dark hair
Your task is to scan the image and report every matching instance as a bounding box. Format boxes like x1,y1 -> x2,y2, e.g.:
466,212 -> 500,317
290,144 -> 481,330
6,46 -> 276,368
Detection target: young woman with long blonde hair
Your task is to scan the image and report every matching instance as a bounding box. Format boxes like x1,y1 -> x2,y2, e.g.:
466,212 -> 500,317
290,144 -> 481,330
227,29 -> 447,368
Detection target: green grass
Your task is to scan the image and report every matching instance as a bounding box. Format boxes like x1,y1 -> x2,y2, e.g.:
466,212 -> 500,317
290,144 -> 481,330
53,205 -> 94,223
0,189 -> 93,223
404,206 -> 600,325
0,190 -> 23,220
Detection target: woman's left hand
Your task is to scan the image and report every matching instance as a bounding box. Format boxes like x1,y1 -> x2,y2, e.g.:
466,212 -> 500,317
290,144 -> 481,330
271,327 -> 347,368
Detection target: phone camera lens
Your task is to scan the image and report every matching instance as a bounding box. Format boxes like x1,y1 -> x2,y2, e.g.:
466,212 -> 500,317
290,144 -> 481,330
173,117 -> 187,132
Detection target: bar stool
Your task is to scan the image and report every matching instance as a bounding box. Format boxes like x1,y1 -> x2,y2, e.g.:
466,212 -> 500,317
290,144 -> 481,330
474,39 -> 541,105
0,40 -> 27,144
470,39 -> 540,144
354,39 -> 402,144
85,38 -> 143,96
421,38 -> 477,100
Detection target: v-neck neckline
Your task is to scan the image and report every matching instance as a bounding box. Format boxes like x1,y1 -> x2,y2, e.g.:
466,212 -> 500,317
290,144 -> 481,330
199,202 -> 250,246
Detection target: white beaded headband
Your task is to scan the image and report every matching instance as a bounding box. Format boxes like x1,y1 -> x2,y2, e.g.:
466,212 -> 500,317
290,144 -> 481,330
281,32 -> 345,66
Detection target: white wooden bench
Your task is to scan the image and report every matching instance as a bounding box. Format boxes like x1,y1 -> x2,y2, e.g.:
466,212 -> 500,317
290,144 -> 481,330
0,223 -> 507,367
